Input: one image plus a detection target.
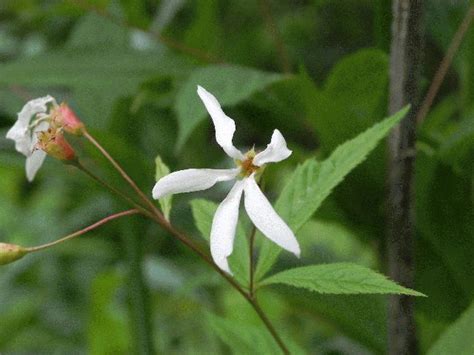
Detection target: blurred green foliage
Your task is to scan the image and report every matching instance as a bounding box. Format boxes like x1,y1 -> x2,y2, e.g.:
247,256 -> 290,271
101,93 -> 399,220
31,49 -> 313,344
0,0 -> 473,354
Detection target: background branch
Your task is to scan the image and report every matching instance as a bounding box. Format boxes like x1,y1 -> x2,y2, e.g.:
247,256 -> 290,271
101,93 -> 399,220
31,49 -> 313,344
387,1 -> 423,354
416,5 -> 474,124
68,0 -> 219,63
259,0 -> 292,73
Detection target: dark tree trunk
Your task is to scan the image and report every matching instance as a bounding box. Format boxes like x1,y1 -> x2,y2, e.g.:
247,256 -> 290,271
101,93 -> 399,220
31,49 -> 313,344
387,1 -> 423,354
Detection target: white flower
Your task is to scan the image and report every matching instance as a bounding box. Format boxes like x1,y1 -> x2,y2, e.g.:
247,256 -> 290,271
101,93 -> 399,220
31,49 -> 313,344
152,86 -> 300,274
6,96 -> 57,181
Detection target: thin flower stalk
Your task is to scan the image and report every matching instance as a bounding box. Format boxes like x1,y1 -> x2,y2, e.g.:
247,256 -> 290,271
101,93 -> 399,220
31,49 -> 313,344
26,209 -> 140,253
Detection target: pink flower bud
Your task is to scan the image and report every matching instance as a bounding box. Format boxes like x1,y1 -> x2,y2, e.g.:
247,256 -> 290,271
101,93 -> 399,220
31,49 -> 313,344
52,103 -> 85,136
37,128 -> 76,161
0,243 -> 27,265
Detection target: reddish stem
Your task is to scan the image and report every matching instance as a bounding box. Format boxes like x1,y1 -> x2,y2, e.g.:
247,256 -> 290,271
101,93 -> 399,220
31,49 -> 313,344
26,209 -> 139,252
416,6 -> 474,124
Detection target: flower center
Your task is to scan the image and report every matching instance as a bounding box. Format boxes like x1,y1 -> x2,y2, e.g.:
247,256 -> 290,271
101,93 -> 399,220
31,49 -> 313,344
237,149 -> 260,177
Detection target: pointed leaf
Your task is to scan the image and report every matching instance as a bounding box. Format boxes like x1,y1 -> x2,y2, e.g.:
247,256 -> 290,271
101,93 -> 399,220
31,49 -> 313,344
256,106 -> 410,280
154,155 -> 172,220
260,263 -> 425,296
428,301 -> 474,355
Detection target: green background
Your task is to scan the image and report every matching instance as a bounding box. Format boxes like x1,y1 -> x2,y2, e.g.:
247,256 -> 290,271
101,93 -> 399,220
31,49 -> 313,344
0,0 -> 473,353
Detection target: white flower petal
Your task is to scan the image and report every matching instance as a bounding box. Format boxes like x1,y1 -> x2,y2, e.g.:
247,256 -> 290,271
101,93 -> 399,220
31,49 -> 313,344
197,86 -> 244,160
6,125 -> 31,156
243,175 -> 300,256
210,180 -> 244,274
253,129 -> 292,166
25,150 -> 47,182
152,168 -> 239,200
6,95 -> 56,156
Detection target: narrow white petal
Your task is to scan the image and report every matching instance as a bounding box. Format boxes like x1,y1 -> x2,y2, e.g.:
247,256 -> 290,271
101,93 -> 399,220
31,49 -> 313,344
152,168 -> 239,200
6,125 -> 31,156
25,150 -> 47,182
6,96 -> 56,156
210,181 -> 244,274
253,129 -> 292,166
16,95 -> 56,126
243,175 -> 300,256
197,86 -> 244,160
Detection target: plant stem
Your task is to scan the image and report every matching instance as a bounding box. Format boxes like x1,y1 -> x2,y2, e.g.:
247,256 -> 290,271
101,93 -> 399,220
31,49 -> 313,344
25,209 -> 139,253
83,131 -> 162,218
73,160 -> 154,219
151,214 -> 289,353
416,5 -> 474,124
83,133 -> 290,354
387,0 -> 423,354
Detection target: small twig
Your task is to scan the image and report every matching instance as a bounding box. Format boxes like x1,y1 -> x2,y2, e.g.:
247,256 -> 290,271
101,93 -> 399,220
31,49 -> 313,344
9,85 -> 33,101
73,160 -> 154,219
83,130 -> 162,218
258,0 -> 292,73
416,5 -> 474,124
68,0 -> 219,63
26,209 -> 139,252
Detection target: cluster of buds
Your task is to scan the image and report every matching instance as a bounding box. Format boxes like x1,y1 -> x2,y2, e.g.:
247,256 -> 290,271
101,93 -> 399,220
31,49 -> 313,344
5,96 -> 85,181
37,128 -> 76,161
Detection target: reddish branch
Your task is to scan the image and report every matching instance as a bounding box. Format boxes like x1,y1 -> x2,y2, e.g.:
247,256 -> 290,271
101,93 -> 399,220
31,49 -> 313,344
416,5 -> 474,124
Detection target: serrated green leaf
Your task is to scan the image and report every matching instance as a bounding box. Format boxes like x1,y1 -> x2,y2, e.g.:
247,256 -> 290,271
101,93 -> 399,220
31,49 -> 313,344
255,106 -> 410,280
428,302 -> 474,355
260,263 -> 425,296
154,155 -> 172,220
174,65 -> 284,149
206,313 -> 306,355
190,199 -> 249,285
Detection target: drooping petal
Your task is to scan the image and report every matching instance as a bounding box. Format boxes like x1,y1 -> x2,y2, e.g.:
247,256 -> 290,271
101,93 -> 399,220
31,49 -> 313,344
152,168 -> 240,200
253,129 -> 292,166
210,180 -> 244,274
25,150 -> 47,182
197,86 -> 244,160
243,175 -> 300,256
6,96 -> 56,156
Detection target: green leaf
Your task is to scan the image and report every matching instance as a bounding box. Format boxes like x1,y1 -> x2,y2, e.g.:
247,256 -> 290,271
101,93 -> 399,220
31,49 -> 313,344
415,151 -> 474,319
297,219 -> 376,266
174,65 -> 284,149
307,48 -> 391,236
260,263 -> 425,296
255,106 -> 410,280
66,12 -> 128,49
0,49 -> 191,128
206,313 -> 306,355
311,48 -> 389,152
283,290 -> 388,353
428,302 -> 474,355
190,199 -> 249,285
154,155 -> 172,220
